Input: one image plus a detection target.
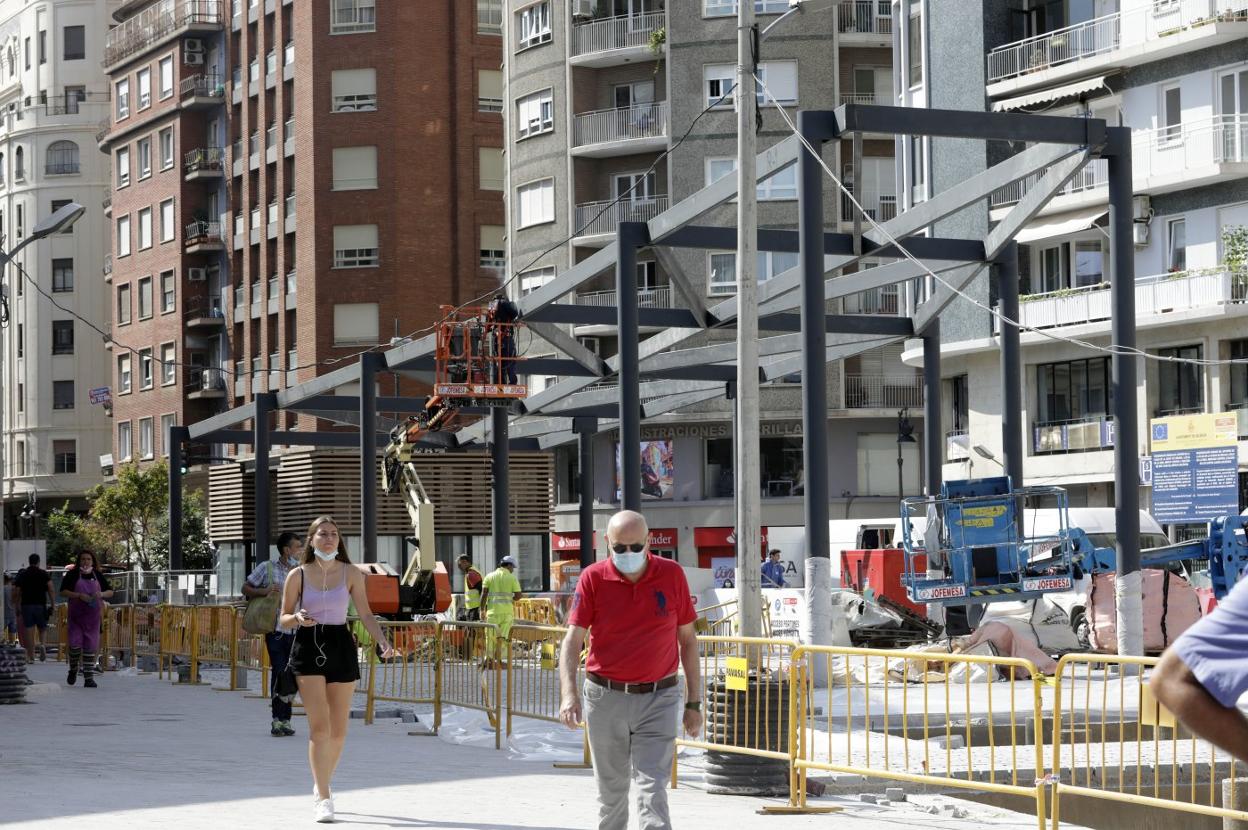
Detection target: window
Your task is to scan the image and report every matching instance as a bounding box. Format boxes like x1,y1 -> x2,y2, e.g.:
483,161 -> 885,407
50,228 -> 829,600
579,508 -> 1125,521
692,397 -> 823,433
332,224 -> 379,267
159,56 -> 174,99
139,349 -> 154,389
909,135 -> 927,201
46,140 -> 79,175
15,323 -> 22,358
331,68 -> 377,111
138,207 -> 153,250
62,86 -> 87,114
516,89 -> 553,138
516,2 -> 552,50
1074,240 -> 1105,287
161,343 -> 176,385
705,0 -> 793,16
516,178 -> 554,228
1037,358 -> 1110,423
13,147 -> 22,181
53,440 -> 77,474
160,270 -> 175,312
331,0 -> 376,34
708,250 -> 799,295
159,128 -> 174,169
53,380 -> 74,409
13,440 -> 23,473
116,78 -> 130,118
118,422 -> 132,461
479,69 -> 503,112
136,68 -> 151,109
1231,340 -> 1248,408
117,215 -> 131,257
116,147 -> 130,187
1158,345 -> 1203,416
118,356 -> 132,394
52,320 -> 74,355
519,266 -> 555,296
23,37 -> 28,70
137,137 -> 152,178
705,61 -> 797,108
480,225 -> 505,270
1038,244 -> 1066,293
38,29 -> 45,65
333,302 -> 380,345
160,199 -> 175,243
704,434 -> 803,498
907,8 -> 923,87
117,284 -> 132,325
1161,85 -> 1182,142
705,156 -> 798,200
51,200 -> 74,233
705,64 -> 735,107
51,258 -> 73,292
138,276 -> 153,318
479,147 -> 504,190
160,414 -> 176,457
139,418 -> 154,459
331,146 -> 378,190
1167,218 -> 1186,272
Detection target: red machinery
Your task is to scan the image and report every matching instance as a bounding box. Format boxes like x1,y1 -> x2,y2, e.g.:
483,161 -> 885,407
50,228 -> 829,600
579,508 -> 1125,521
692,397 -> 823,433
433,305 -> 526,404
841,548 -> 928,617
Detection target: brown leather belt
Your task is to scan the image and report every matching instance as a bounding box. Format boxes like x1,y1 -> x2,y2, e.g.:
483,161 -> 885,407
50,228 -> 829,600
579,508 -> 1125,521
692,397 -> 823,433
587,671 -> 679,694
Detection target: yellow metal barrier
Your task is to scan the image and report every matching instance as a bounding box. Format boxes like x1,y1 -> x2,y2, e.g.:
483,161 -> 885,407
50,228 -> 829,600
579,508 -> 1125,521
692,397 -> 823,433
101,604 -> 134,671
435,619 -> 503,749
505,623 -> 569,736
363,620 -> 439,724
50,604 -> 68,661
231,608 -> 269,696
1050,653 -> 1246,828
193,606 -> 235,678
790,645 -> 1048,826
160,604 -> 197,682
694,600 -> 773,640
514,598 -> 558,626
134,604 -> 163,671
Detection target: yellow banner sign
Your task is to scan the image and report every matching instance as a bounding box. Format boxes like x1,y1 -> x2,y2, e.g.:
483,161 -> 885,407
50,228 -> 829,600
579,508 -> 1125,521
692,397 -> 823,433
1150,412 -> 1238,452
725,656 -> 749,692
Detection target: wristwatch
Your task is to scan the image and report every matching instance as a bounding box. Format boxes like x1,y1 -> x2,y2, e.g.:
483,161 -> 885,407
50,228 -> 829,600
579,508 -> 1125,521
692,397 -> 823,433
684,701 -> 702,712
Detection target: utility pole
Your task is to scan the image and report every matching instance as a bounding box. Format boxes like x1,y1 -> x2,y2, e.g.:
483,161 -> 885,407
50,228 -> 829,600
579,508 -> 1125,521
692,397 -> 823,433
735,0 -> 762,640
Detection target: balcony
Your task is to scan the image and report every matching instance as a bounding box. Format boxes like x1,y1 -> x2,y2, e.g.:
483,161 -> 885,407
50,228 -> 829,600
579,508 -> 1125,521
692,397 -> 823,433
267,201 -> 279,238
233,212 -> 245,248
571,102 -> 669,158
268,352 -> 281,390
837,0 -> 892,42
285,348 -> 299,386
265,125 -> 277,164
573,196 -> 669,245
569,12 -> 665,68
184,147 -> 225,179
102,188 -> 112,216
45,161 -> 80,175
945,428 -> 970,462
250,207 -> 261,231
233,284 -> 245,309
185,294 -> 226,328
840,190 -> 897,224
248,132 -> 260,170
184,220 -> 225,252
476,0 -> 502,35
180,74 -> 225,107
1032,416 -> 1114,455
990,157 -> 1107,209
283,117 -> 294,156
986,1 -> 1248,96
1133,115 -> 1248,195
103,254 -> 113,282
575,285 -> 673,310
187,366 -> 227,399
104,0 -> 224,70
843,374 -> 924,409
842,286 -> 900,315
251,357 -> 265,394
285,270 -> 296,309
285,192 -> 295,225
234,360 -> 246,397
998,267 -> 1248,333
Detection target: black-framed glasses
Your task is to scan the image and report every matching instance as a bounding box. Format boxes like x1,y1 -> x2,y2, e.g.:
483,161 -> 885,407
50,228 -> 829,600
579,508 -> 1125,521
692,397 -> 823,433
611,542 -> 646,553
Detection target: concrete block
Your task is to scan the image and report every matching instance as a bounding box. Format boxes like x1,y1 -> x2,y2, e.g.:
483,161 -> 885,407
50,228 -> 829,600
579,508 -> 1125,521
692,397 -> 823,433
859,793 -> 879,804
833,774 -> 866,786
885,787 -> 906,802
933,735 -> 965,750
401,712 -> 419,723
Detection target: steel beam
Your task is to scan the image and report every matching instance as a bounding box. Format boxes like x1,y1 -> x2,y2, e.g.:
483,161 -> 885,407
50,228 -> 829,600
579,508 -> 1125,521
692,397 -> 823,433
274,362 -> 363,410
253,393 -> 274,574
491,408 -> 510,565
188,401 -> 256,442
759,313 -> 914,336
168,426 -> 188,570
526,304 -> 701,329
836,104 -> 1108,147
360,352 -> 380,563
573,417 -> 598,569
617,222 -> 646,512
524,321 -> 607,376
922,324 -> 942,497
997,242 -> 1024,486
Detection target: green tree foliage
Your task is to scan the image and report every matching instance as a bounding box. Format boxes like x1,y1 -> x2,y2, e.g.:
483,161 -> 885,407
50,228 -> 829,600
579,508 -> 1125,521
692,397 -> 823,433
151,488 -> 215,571
44,502 -> 90,567
86,461 -> 170,570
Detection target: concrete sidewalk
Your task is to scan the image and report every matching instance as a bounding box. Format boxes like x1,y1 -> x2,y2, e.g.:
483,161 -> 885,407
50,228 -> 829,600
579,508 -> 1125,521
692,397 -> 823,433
0,662 -> 1066,829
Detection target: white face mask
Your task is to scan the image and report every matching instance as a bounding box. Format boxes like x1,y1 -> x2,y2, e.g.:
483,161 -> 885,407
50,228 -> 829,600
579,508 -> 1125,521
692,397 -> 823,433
80,564 -> 94,575
611,550 -> 647,574
286,552 -> 301,567
312,549 -> 338,562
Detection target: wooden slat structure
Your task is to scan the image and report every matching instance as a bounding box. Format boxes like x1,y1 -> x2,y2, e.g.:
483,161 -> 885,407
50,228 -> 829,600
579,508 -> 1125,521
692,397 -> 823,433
206,463 -> 257,540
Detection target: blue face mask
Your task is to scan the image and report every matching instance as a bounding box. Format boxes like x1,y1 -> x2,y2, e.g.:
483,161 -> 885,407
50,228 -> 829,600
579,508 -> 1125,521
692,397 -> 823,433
611,550 -> 647,574
312,549 -> 338,562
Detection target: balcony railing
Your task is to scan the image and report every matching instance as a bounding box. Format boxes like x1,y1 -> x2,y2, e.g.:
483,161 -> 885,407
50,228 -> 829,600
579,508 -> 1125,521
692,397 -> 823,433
187,366 -> 226,393
45,162 -> 80,175
267,277 -> 278,299
104,0 -> 223,68
571,12 -> 665,57
180,74 -> 224,99
987,1 -> 1248,84
476,0 -> 502,35
990,157 -> 1108,208
840,191 -> 897,223
267,201 -> 278,225
842,287 -> 900,315
1134,114 -> 1248,179
250,207 -> 261,229
838,0 -> 893,35
572,102 -> 669,149
286,349 -> 298,386
844,374 -> 924,409
266,125 -> 276,148
234,285 -> 245,307
1156,405 -> 1206,418
840,92 -> 884,106
574,196 -> 670,238
268,352 -> 281,388
575,285 -> 673,310
285,270 -> 296,294
184,220 -> 222,244
184,147 -> 225,173
103,254 -> 113,276
285,193 -> 295,221
1033,416 -> 1114,454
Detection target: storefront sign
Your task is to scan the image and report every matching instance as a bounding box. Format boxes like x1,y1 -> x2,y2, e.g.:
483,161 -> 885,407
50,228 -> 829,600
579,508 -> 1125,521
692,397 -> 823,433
648,528 -> 677,549
1150,413 -> 1239,523
632,421 -> 803,441
694,526 -> 770,549
552,531 -> 595,552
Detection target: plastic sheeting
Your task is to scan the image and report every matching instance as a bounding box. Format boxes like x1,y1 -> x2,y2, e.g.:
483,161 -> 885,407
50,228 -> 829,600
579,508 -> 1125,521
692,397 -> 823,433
435,705 -> 587,762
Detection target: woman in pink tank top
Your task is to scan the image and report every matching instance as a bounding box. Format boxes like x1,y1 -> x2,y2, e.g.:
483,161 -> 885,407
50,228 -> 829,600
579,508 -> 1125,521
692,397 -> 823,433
279,515 -> 397,823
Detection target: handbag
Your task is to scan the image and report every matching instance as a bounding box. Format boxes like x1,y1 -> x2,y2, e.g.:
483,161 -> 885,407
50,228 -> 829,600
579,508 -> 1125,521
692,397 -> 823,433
273,569 -> 303,704
241,562 -> 281,635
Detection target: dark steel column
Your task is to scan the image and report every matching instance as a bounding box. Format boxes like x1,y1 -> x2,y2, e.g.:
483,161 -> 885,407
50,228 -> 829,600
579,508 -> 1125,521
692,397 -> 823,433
1108,129 -> 1140,578
922,321 -> 942,497
254,393 -> 274,571
491,407 -> 510,566
997,241 -> 1024,487
574,417 -> 597,569
168,426 -> 187,571
617,221 -> 646,511
359,352 -> 380,563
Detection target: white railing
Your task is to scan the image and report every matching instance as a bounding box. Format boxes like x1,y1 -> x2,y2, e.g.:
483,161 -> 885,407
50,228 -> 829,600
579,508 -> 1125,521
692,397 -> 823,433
838,0 -> 893,35
234,285 -> 245,307
268,277 -> 278,299
574,196 -> 670,238
840,190 -> 897,223
285,270 -> 296,294
844,374 -> 924,409
250,207 -> 261,229
572,101 -> 668,148
104,0 -> 222,67
1002,267 -> 1248,332
842,287 -> 900,315
285,193 -> 295,220
233,213 -> 244,238
180,74 -> 223,98
476,0 -> 502,35
184,220 -> 221,243
987,0 -> 1248,84
840,92 -> 882,105
267,201 -> 278,225
574,285 -> 673,310
286,349 -> 298,386
571,12 -> 665,57
990,157 -> 1108,207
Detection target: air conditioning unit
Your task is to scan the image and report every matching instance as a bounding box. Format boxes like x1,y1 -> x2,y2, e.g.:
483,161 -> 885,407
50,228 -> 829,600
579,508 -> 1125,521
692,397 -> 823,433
188,267 -> 207,282
184,52 -> 205,66
572,0 -> 596,19
1133,223 -> 1149,247
578,336 -> 601,355
1133,195 -> 1152,221
184,38 -> 204,52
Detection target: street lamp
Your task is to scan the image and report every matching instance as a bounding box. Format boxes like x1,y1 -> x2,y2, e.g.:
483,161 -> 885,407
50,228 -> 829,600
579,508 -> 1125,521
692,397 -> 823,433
973,444 -> 1005,469
897,408 -> 916,499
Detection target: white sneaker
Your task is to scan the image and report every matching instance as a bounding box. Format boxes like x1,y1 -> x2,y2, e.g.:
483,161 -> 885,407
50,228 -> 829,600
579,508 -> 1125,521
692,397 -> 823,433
314,797 -> 334,823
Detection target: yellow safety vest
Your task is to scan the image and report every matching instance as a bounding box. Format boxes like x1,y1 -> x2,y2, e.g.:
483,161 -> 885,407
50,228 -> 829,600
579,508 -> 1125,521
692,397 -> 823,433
464,566 -> 484,610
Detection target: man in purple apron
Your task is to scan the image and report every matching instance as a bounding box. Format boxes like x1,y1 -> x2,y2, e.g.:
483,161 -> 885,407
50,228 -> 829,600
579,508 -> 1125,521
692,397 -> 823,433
59,552 -> 114,687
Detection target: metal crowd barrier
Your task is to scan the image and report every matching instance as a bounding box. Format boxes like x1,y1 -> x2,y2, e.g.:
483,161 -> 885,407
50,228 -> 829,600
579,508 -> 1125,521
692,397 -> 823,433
101,604 -> 135,670
363,620 -> 439,724
134,604 -> 163,669
435,620 -> 504,749
514,598 -> 558,626
232,613 -> 270,695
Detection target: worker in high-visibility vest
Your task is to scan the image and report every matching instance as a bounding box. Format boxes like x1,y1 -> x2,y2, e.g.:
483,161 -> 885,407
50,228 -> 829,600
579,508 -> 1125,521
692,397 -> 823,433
480,556 -> 522,668
456,555 -> 484,622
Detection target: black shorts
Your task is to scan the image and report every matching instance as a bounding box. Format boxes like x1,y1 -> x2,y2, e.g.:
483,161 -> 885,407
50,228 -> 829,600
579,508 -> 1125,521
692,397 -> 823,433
289,624 -> 360,684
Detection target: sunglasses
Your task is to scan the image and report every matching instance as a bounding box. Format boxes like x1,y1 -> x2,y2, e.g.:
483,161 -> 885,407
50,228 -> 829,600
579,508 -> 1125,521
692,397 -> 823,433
611,542 -> 646,553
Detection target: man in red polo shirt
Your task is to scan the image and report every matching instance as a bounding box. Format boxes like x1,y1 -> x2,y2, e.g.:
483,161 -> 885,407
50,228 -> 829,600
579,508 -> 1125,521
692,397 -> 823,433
558,510 -> 702,830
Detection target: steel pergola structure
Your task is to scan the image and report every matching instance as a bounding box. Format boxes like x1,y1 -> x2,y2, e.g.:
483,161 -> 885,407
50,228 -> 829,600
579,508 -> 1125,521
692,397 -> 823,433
172,103 -> 1139,651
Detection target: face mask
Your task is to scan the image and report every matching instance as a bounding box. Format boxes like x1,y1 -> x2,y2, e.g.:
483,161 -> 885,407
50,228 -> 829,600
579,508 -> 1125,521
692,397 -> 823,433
80,564 -> 93,575
313,549 -> 338,562
611,550 -> 647,574
287,554 -> 301,567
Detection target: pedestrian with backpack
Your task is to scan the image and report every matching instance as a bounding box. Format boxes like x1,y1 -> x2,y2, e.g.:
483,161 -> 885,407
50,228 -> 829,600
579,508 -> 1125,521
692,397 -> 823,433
242,532 -> 302,736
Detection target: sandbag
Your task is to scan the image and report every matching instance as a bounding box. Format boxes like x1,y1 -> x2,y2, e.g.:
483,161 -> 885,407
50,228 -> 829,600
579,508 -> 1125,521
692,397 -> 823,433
1087,570 -> 1202,653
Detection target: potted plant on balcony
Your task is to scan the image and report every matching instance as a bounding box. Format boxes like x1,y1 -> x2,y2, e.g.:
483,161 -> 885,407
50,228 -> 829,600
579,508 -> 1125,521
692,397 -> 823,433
1225,225 -> 1248,299
647,27 -> 665,76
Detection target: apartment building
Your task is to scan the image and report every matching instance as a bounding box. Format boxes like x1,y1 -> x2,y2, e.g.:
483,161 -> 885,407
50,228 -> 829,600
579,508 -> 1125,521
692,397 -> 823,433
102,0 -> 504,463
895,0 -> 1248,533
1,0 -> 116,545
502,0 -> 916,575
